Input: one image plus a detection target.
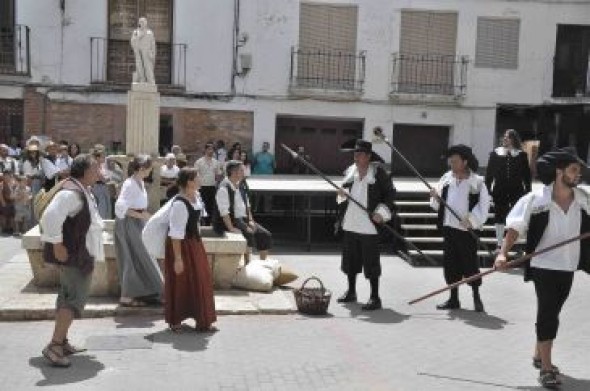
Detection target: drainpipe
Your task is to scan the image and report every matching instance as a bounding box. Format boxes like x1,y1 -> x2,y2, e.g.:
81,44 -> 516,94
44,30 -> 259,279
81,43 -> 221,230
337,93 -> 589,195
230,0 -> 240,95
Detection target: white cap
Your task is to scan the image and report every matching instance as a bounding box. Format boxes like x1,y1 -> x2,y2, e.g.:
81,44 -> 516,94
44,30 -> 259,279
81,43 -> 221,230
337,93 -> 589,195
165,153 -> 176,160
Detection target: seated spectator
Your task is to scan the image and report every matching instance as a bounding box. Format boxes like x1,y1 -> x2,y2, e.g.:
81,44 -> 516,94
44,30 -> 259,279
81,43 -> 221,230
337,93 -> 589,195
160,153 -> 180,186
240,151 -> 251,177
176,153 -> 188,169
214,160 -> 272,263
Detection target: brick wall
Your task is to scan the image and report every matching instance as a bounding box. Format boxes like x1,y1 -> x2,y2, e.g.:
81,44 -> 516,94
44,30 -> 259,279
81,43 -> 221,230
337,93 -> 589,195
23,93 -> 254,155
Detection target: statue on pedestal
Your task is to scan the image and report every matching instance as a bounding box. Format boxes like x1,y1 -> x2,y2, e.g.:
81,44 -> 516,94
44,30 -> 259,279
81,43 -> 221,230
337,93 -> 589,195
130,17 -> 156,84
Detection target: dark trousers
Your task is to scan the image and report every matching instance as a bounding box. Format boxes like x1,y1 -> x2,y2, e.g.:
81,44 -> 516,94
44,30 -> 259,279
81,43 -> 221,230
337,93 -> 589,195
200,186 -> 217,225
442,226 -> 481,287
341,231 -> 381,279
492,187 -> 525,224
234,218 -> 272,251
532,267 -> 574,341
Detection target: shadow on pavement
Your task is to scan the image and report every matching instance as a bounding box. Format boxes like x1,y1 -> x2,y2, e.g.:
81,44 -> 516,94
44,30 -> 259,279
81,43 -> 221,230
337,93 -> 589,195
345,303 -> 411,324
517,374 -> 590,391
448,309 -> 508,330
145,327 -> 214,352
114,314 -> 161,329
29,355 -> 104,386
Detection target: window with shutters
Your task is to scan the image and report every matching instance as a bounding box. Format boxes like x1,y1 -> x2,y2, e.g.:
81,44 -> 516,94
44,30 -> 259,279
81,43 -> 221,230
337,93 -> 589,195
107,0 -> 172,84
395,10 -> 462,95
552,24 -> 590,97
475,18 -> 520,69
292,3 -> 364,92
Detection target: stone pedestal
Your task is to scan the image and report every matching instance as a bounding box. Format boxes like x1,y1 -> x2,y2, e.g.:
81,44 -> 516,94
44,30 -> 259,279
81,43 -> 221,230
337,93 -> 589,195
126,83 -> 159,155
22,224 -> 247,296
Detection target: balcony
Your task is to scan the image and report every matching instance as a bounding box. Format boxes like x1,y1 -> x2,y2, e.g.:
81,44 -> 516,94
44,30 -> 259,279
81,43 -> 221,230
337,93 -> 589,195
289,46 -> 365,99
390,53 -> 468,102
0,25 -> 31,77
90,37 -> 187,90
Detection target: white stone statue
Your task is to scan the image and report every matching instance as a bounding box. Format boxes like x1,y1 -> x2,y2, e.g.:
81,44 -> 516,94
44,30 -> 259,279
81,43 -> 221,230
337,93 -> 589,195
130,17 -> 156,84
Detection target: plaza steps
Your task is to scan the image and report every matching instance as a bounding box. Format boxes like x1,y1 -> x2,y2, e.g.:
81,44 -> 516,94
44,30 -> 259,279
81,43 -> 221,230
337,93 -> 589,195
393,190 -> 525,268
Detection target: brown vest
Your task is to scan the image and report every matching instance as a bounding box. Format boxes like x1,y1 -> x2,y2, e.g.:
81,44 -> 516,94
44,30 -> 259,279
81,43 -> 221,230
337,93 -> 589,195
43,179 -> 94,274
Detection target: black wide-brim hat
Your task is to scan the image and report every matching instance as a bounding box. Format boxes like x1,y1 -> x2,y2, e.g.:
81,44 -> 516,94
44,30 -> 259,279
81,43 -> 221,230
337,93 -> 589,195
536,147 -> 586,185
340,139 -> 384,163
445,144 -> 479,172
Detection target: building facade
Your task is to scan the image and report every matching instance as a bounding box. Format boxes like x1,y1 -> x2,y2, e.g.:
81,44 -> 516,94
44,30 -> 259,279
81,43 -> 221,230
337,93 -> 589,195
1,0 -> 589,174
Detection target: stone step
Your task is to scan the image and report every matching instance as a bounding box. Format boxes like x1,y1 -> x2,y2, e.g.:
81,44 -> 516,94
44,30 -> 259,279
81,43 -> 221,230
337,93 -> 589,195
398,212 -> 496,219
406,236 -> 525,245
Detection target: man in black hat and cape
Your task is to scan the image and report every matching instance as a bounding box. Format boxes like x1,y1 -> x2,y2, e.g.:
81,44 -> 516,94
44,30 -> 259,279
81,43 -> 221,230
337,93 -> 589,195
430,144 -> 490,312
495,148 -> 590,388
335,139 -> 395,311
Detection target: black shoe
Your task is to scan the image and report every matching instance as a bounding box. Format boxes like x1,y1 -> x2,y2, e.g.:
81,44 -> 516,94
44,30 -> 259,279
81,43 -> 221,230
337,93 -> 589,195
361,297 -> 382,311
436,299 -> 461,310
337,291 -> 357,303
473,296 -> 485,313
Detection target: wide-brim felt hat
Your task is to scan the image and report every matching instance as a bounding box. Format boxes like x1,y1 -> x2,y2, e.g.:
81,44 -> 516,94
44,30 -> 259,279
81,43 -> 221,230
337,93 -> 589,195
445,144 -> 479,172
536,147 -> 586,185
340,139 -> 384,163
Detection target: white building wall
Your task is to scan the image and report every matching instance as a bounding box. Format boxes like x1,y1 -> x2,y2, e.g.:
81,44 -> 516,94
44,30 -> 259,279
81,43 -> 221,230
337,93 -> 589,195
8,0 -> 590,165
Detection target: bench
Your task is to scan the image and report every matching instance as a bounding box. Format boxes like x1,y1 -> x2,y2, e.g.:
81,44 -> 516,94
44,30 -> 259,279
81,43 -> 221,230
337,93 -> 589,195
21,221 -> 247,296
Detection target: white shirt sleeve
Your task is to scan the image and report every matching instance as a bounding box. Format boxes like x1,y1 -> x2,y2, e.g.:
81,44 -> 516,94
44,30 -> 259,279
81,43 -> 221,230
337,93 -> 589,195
506,193 -> 534,237
215,184 -> 230,217
40,190 -> 84,243
168,200 -> 188,240
467,180 -> 491,229
429,175 -> 445,211
114,179 -> 134,219
41,157 -> 60,180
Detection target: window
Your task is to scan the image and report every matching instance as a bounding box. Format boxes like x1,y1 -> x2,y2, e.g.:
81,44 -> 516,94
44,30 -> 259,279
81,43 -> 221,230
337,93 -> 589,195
295,3 -> 360,90
475,18 -> 520,69
398,10 -> 458,94
107,0 -> 172,84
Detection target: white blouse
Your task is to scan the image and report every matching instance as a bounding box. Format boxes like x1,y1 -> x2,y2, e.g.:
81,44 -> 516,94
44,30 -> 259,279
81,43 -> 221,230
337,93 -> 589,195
168,195 -> 206,240
114,177 -> 148,219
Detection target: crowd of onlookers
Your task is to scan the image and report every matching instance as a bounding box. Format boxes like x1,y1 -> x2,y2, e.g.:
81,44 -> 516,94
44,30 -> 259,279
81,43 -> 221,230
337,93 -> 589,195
0,136 -> 278,236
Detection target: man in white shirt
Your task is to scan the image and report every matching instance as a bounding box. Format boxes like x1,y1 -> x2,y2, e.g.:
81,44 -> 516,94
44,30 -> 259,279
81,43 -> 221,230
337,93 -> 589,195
215,160 -> 272,262
335,140 -> 395,311
41,142 -> 69,191
495,148 -> 590,388
430,144 -> 490,312
195,142 -> 222,225
0,143 -> 18,175
39,154 -> 104,368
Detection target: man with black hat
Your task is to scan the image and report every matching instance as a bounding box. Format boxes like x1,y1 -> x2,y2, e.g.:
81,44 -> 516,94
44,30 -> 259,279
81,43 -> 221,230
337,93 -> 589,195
336,139 -> 395,311
430,144 -> 490,312
495,148 -> 590,388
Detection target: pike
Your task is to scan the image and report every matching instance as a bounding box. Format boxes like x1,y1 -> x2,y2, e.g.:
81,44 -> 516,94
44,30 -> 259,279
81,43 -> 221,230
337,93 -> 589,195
280,143 -> 438,265
408,231 -> 590,305
372,127 -> 495,258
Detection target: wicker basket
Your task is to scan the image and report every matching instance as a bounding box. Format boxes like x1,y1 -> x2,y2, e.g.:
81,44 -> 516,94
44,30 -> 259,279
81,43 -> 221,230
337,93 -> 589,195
293,276 -> 332,315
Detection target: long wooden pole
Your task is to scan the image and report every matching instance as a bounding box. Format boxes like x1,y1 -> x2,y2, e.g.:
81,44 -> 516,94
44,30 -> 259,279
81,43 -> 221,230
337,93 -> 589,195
373,127 -> 495,258
408,231 -> 590,305
280,144 -> 438,265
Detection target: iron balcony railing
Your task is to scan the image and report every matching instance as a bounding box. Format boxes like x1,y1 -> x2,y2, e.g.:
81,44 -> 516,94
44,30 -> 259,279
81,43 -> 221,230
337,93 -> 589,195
91,37 -> 187,88
391,53 -> 468,97
0,24 -> 31,76
290,46 -> 366,93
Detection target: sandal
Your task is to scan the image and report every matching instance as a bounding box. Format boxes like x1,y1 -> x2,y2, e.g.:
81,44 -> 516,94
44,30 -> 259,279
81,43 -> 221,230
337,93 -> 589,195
533,357 -> 560,374
62,339 -> 87,356
42,341 -> 71,368
538,370 -> 561,389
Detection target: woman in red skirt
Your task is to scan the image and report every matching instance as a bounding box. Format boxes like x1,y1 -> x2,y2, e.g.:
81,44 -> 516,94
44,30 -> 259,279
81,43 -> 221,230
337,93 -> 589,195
165,167 -> 217,332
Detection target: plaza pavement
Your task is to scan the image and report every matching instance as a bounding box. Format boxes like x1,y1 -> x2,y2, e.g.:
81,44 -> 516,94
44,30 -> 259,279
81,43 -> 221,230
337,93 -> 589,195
0,233 -> 589,390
